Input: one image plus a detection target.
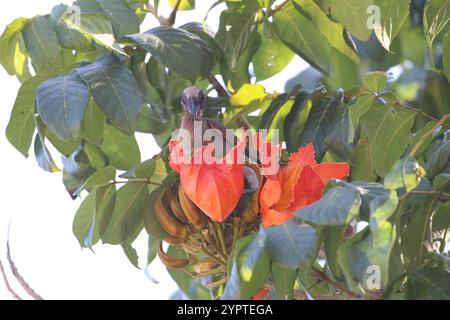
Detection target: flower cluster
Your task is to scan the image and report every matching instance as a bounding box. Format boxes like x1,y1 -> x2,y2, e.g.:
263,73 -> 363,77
169,132 -> 349,227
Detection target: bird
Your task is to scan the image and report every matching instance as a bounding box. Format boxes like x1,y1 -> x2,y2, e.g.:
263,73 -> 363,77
179,86 -> 235,158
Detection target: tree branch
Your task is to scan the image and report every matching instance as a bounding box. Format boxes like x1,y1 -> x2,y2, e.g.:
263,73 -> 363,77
0,259 -> 22,300
409,114 -> 450,158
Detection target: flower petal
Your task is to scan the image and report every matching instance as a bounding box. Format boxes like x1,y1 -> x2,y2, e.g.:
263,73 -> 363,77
288,143 -> 316,167
314,162 -> 350,184
289,165 -> 324,213
261,208 -> 292,228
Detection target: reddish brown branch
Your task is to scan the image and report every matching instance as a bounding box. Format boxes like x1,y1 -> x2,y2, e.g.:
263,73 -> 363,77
0,259 -> 22,300
7,241 -> 44,300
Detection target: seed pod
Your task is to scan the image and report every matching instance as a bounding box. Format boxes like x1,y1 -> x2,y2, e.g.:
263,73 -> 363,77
178,184 -> 206,231
167,188 -> 188,223
164,234 -> 187,246
154,190 -> 189,239
157,241 -> 189,269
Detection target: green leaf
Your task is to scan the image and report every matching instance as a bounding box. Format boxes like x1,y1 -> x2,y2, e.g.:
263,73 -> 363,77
271,263 -> 298,300
0,17 -> 31,81
401,199 -> 436,268
348,95 -> 374,131
101,124 -> 141,171
33,114 -> 60,173
323,224 -> 348,279
252,27 -> 294,81
6,76 -> 46,157
384,157 -> 425,192
295,186 -> 361,225
102,182 -> 148,244
368,189 -> 398,231
433,201 -> 450,231
299,90 -> 344,159
349,140 -> 377,181
36,72 -> 89,141
125,27 -> 213,81
73,189 -> 99,248
144,187 -> 169,240
121,241 -> 140,269
361,103 -> 416,177
320,0 -> 373,41
76,53 -> 142,134
260,93 -> 292,129
49,4 -> 92,51
406,267 -> 450,299
293,0 -> 359,62
74,166 -> 116,196
444,31 -> 450,82
97,0 -> 139,38
222,231 -> 270,300
284,90 -> 316,153
423,0 -> 450,43
63,0 -> 126,56
166,246 -> 211,300
265,220 -> 317,269
62,146 -> 97,197
73,184 -> 116,249
22,16 -> 64,74
365,71 -> 388,92
425,139 -> 450,179
168,0 -> 195,10
81,97 -> 105,145
325,103 -> 354,160
373,0 -> 411,51
338,223 -> 396,290
409,120 -> 437,157
273,2 -> 333,76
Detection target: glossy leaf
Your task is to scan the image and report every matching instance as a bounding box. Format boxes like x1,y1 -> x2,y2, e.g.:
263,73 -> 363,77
384,157 -> 425,192
97,0 -> 139,38
361,104 -> 415,177
273,2 -> 333,76
295,186 -> 361,225
36,72 -> 89,141
22,16 -> 64,74
102,182 -> 148,244
76,54 -> 142,134
6,76 -> 46,157
125,27 -> 213,81
265,220 -> 317,269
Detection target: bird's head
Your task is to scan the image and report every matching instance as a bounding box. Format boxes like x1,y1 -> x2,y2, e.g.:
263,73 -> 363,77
181,86 -> 206,120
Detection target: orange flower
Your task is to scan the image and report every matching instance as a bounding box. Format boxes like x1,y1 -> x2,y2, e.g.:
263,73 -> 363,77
169,136 -> 247,222
259,144 -> 349,228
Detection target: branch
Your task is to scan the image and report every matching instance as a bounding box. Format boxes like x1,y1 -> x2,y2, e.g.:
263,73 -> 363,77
312,267 -> 360,299
0,259 -> 22,300
6,240 -> 43,300
409,114 -> 450,158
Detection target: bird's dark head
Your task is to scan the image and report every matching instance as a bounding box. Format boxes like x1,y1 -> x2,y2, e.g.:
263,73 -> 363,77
181,86 -> 206,120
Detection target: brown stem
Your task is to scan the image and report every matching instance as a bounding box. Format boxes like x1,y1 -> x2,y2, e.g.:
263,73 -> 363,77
6,241 -> 43,300
0,259 -> 22,300
409,114 -> 450,158
213,221 -> 228,256
312,267 -> 360,299
207,74 -> 229,97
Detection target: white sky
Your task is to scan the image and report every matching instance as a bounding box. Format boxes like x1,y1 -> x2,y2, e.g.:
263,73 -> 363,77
0,0 -> 306,300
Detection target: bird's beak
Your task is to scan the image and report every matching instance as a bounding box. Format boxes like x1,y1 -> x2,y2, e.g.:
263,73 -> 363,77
188,101 -> 200,121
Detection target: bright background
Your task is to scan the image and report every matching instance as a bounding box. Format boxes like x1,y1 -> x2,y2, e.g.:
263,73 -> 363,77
0,0 -> 306,300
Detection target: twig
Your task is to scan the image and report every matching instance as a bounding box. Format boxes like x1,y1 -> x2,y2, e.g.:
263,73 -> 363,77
6,241 -> 43,300
213,221 -> 228,256
312,267 -> 360,299
0,259 -> 22,300
409,114 -> 450,158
